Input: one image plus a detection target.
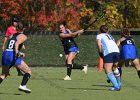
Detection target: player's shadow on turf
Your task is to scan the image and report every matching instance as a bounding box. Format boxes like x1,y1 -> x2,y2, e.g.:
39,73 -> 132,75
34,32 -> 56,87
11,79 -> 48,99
0,92 -> 22,95
32,77 -> 63,81
67,87 -> 107,91
50,78 -> 64,80
67,84 -> 112,91
92,84 -> 111,87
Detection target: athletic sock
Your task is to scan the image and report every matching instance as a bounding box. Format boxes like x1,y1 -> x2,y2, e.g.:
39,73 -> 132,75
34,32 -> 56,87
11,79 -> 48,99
73,63 -> 83,70
21,73 -> 31,86
137,70 -> 140,78
0,77 -> 3,84
116,77 -> 121,87
113,68 -> 121,87
67,64 -> 72,77
107,73 -> 119,88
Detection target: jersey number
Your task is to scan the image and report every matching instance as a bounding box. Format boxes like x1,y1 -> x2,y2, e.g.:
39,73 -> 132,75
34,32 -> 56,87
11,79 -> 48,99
106,34 -> 114,40
8,40 -> 15,49
127,40 -> 132,44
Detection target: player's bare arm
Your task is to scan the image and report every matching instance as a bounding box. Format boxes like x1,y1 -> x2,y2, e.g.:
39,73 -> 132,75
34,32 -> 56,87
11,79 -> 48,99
2,37 -> 8,51
97,39 -> 102,53
59,29 -> 84,38
116,39 -> 121,46
15,34 -> 27,56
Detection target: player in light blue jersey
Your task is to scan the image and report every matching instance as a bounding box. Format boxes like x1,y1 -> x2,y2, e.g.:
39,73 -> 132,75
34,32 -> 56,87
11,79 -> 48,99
96,25 -> 121,91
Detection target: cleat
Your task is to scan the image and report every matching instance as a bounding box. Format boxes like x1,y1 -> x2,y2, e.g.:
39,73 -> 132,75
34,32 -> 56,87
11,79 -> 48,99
107,79 -> 111,83
109,87 -> 121,91
18,85 -> 31,93
64,75 -> 71,80
82,65 -> 88,74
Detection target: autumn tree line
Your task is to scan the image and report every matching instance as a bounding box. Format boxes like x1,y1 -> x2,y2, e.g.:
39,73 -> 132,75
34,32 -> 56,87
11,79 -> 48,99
0,0 -> 140,31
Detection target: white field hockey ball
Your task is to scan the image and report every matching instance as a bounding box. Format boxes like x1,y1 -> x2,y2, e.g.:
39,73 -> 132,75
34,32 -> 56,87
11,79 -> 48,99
59,54 -> 63,57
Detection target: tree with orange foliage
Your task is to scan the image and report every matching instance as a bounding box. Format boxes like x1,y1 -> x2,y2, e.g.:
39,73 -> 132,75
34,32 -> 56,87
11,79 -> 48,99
0,0 -> 140,31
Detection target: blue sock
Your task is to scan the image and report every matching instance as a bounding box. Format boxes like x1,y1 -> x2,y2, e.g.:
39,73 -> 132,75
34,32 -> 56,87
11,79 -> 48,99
107,73 -> 119,88
116,77 -> 121,87
113,68 -> 121,87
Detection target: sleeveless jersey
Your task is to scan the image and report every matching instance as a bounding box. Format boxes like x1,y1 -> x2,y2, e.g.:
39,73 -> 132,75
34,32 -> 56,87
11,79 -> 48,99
61,30 -> 78,52
2,33 -> 23,66
6,33 -> 23,51
96,33 -> 119,56
120,38 -> 138,59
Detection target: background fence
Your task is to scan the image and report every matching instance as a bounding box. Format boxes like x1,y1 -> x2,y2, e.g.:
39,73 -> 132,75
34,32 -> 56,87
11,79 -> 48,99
0,30 -> 140,67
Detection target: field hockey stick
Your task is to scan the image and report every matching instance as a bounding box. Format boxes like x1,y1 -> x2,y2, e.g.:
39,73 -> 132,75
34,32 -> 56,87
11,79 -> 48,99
75,16 -> 102,35
83,18 -> 98,31
83,11 -> 105,31
76,14 -> 103,35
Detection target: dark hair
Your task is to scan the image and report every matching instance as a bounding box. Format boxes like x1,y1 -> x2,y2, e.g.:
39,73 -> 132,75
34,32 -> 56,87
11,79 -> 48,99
121,28 -> 131,38
12,17 -> 19,22
17,22 -> 24,32
100,25 -> 108,33
59,21 -> 67,27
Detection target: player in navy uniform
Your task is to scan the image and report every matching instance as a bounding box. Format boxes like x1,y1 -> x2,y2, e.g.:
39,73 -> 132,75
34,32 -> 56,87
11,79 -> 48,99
117,28 -> 140,78
2,17 -> 24,76
59,23 -> 88,80
0,22 -> 32,93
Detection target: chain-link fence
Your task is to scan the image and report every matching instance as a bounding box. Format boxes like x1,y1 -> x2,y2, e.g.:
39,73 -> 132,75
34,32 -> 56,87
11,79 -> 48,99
0,30 -> 140,67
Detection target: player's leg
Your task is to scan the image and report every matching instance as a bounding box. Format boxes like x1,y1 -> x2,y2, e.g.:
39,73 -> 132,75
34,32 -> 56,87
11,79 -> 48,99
1,51 -> 12,82
132,58 -> 140,78
69,46 -> 88,74
106,67 -> 121,85
104,53 -> 120,90
64,54 -> 71,80
17,60 -> 32,93
16,67 -> 24,76
104,63 -> 120,90
8,62 -> 24,76
0,66 -> 9,84
117,59 -> 125,77
72,61 -> 88,74
113,65 -> 121,88
113,53 -> 121,88
64,52 -> 77,80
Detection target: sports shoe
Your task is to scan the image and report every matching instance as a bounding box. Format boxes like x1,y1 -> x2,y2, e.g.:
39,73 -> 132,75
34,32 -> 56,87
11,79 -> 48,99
109,87 -> 121,91
18,85 -> 31,93
106,79 -> 111,83
64,75 -> 71,80
82,65 -> 88,74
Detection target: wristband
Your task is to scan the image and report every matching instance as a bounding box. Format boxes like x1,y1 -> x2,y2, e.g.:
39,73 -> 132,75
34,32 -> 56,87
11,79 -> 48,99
99,52 -> 104,58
